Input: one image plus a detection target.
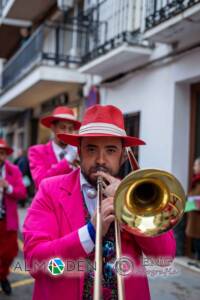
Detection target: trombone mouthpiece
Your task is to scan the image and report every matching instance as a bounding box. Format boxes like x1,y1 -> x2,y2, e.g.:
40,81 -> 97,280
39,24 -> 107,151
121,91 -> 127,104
97,176 -> 103,185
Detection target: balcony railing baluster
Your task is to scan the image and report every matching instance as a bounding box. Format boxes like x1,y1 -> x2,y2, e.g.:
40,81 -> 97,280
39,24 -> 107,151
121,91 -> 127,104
81,0 -> 140,64
145,0 -> 200,30
1,22 -> 87,91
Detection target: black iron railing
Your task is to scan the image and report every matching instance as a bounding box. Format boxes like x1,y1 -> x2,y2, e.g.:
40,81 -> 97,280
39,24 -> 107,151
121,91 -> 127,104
1,22 -> 87,90
146,0 -> 200,30
80,0 -> 140,64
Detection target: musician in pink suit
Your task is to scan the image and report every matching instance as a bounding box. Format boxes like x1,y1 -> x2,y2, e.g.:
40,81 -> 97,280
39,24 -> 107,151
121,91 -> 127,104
0,139 -> 26,295
28,106 -> 81,189
23,105 -> 176,300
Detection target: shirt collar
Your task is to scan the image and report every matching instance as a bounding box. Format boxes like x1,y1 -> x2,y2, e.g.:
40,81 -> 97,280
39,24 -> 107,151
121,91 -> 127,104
52,140 -> 68,153
52,140 -> 68,161
80,172 -> 91,190
80,172 -> 97,202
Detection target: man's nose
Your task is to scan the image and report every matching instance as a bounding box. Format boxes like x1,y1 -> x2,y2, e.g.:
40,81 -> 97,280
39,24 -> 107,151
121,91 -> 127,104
96,151 -> 106,165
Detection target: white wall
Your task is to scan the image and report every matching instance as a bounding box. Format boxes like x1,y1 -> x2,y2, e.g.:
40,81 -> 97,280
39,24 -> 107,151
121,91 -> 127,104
171,83 -> 190,189
100,49 -> 200,191
101,65 -> 175,170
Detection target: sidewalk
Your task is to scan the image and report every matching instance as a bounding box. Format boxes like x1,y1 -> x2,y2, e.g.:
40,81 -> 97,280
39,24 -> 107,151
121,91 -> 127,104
175,256 -> 200,273
0,207 -> 34,299
18,206 -> 29,232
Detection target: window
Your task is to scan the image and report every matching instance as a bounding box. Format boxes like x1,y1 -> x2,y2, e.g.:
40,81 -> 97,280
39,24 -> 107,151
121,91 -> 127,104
119,112 -> 140,178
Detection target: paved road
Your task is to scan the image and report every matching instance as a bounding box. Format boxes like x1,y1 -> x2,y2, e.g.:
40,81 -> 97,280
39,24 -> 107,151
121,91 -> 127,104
149,263 -> 200,300
0,207 -> 33,300
0,235 -> 34,299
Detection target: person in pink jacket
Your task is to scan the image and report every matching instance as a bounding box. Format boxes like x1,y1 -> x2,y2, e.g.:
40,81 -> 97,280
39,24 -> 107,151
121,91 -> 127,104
28,106 -> 81,189
0,139 -> 26,295
23,105 -> 176,300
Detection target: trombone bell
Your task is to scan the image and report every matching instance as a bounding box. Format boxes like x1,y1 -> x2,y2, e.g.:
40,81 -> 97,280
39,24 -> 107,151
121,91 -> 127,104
114,169 -> 186,237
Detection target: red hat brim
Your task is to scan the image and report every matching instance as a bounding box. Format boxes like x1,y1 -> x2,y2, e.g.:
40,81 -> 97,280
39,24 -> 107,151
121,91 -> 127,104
57,133 -> 146,147
0,146 -> 13,155
40,116 -> 81,130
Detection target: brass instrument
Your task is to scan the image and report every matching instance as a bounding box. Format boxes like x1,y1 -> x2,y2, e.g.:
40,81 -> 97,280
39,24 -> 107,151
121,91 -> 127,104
94,149 -> 186,300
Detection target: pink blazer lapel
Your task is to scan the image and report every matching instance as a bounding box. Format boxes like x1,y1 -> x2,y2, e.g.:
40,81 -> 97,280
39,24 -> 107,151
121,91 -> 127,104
47,141 -> 59,164
58,169 -> 85,231
57,169 -> 86,297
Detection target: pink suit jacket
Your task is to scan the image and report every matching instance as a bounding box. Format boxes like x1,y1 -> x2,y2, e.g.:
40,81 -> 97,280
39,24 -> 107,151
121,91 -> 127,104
28,141 -> 73,189
23,169 -> 176,300
4,160 -> 27,231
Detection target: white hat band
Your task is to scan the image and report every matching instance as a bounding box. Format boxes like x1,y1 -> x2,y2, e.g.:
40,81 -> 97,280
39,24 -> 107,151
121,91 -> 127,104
53,113 -> 76,121
79,122 -> 127,136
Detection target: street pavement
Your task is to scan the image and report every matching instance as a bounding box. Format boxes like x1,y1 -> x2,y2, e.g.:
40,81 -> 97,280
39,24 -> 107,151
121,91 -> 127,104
149,260 -> 200,300
0,207 -> 200,300
0,207 -> 33,299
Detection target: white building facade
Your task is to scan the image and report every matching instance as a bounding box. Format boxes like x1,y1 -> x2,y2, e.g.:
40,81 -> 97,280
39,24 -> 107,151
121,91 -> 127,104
0,0 -> 87,155
1,0 -> 200,191
80,0 -> 200,191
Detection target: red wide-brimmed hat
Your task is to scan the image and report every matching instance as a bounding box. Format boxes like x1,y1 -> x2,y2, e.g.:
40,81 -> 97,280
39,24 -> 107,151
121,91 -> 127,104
58,105 -> 145,147
40,106 -> 81,130
0,139 -> 13,155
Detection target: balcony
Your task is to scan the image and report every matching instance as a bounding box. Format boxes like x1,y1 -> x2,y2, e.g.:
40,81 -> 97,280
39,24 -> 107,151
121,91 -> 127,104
79,0 -> 152,79
0,0 -> 54,59
0,0 -> 56,21
0,22 -> 87,108
144,0 -> 200,46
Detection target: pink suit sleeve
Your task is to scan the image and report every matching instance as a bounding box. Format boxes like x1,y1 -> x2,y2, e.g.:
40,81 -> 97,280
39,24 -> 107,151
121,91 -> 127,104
7,166 -> 27,200
23,181 -> 87,279
134,230 -> 176,265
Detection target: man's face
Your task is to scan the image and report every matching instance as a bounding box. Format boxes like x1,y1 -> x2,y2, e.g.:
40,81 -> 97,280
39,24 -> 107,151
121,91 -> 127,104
0,149 -> 7,165
193,159 -> 200,175
80,137 -> 124,186
51,120 -> 75,146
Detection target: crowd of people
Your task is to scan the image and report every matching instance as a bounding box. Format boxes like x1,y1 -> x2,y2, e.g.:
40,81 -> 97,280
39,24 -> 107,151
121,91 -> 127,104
0,104 -> 199,299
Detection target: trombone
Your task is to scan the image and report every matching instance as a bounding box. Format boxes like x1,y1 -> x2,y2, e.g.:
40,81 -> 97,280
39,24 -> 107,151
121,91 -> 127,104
94,148 -> 186,300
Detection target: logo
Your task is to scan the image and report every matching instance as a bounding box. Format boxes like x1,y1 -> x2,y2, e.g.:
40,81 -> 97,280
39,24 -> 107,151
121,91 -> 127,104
114,257 -> 134,276
48,258 -> 65,276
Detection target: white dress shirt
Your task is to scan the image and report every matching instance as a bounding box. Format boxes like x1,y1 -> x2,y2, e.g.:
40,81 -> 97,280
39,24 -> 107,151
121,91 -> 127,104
0,164 -> 13,194
0,164 -> 13,218
78,172 -> 97,254
52,141 -> 78,164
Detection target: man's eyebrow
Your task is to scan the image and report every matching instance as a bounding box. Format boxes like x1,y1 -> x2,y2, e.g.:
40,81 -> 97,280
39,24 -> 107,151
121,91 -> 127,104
85,144 -> 98,147
105,145 -> 119,149
84,144 -> 119,149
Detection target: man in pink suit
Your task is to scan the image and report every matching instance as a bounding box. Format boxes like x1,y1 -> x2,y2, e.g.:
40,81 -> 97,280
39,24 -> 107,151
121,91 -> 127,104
23,105 -> 176,300
28,106 -> 81,189
0,139 -> 26,295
